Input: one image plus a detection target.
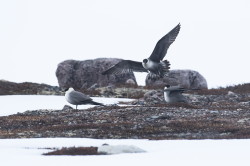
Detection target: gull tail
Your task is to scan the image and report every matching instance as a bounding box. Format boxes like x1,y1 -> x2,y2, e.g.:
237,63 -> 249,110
90,101 -> 105,106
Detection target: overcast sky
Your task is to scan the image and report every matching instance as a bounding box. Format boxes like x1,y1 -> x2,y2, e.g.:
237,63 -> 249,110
0,0 -> 250,88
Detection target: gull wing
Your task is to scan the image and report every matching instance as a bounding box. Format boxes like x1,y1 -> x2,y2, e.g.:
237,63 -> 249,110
102,60 -> 148,75
149,23 -> 181,62
164,86 -> 186,93
69,91 -> 92,103
164,86 -> 201,95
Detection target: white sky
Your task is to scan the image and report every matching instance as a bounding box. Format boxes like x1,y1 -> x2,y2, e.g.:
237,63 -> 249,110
0,0 -> 250,88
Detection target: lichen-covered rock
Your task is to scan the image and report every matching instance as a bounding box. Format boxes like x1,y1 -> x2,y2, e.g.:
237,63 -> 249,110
146,69 -> 208,89
143,90 -> 165,104
56,58 -> 137,89
126,79 -> 136,85
62,105 -> 73,111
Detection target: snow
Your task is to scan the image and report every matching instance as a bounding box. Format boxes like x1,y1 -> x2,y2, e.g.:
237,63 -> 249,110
0,95 -> 250,166
1,138 -> 250,166
0,95 -> 133,116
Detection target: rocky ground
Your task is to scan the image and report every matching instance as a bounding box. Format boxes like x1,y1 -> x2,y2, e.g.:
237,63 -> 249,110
1,82 -> 250,140
0,80 -> 62,95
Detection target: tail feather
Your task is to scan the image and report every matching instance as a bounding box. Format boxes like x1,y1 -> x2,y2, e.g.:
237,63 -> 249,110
147,60 -> 171,80
90,100 -> 105,106
161,60 -> 170,74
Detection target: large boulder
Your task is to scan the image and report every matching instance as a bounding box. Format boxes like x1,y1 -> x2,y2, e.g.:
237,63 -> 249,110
56,58 -> 137,89
146,69 -> 208,89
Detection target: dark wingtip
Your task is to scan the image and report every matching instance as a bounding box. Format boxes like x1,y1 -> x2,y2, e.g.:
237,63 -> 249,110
176,23 -> 181,28
102,69 -> 110,75
92,101 -> 105,106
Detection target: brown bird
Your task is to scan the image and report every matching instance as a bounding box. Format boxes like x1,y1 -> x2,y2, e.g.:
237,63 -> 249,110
102,23 -> 181,80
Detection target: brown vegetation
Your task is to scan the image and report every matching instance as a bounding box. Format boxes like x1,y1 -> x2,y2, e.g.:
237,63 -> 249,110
1,82 -> 250,140
43,147 -> 99,155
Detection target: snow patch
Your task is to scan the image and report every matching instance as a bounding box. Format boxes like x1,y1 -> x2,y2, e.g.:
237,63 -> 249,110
98,144 -> 146,154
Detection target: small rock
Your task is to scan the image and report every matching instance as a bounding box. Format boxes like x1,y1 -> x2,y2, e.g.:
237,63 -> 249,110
144,90 -> 164,104
62,105 -> 73,111
126,79 -> 136,85
150,115 -> 160,119
88,83 -> 99,90
227,91 -> 237,96
98,145 -> 146,154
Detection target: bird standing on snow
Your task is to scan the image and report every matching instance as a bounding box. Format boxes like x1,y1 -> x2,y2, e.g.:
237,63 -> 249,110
102,23 -> 181,80
65,87 -> 104,109
163,85 -> 187,103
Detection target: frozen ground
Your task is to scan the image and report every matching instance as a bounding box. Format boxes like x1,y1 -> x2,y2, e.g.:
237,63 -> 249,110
1,138 -> 250,166
0,95 -> 250,166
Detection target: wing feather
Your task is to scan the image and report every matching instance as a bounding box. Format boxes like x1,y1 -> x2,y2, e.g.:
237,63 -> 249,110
149,23 -> 181,62
102,60 -> 147,75
69,91 -> 92,103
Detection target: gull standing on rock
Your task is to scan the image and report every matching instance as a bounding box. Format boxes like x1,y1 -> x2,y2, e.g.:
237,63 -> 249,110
102,23 -> 181,80
64,87 -> 104,109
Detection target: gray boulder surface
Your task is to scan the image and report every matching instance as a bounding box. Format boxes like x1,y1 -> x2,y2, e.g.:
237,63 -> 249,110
56,58 -> 137,89
146,69 -> 208,89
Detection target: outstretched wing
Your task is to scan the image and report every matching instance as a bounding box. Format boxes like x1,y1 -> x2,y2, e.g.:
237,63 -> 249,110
149,23 -> 181,62
102,60 -> 147,75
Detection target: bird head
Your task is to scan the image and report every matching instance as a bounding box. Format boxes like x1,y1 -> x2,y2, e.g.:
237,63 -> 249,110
143,59 -> 148,63
62,87 -> 74,92
165,85 -> 171,89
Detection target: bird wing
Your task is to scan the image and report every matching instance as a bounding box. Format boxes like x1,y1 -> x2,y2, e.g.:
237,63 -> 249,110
102,60 -> 148,75
69,91 -> 92,103
168,90 -> 185,96
164,86 -> 186,94
149,23 -> 181,62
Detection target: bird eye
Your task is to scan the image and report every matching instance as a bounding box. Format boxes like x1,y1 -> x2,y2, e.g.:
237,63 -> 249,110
143,59 -> 148,63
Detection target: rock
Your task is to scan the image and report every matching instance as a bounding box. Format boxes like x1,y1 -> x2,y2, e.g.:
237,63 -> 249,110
144,90 -> 165,104
88,83 -> 99,90
146,69 -> 208,89
126,79 -> 136,85
102,85 -> 116,97
98,145 -> 146,154
228,91 -> 237,97
55,58 -> 137,89
62,105 -> 73,111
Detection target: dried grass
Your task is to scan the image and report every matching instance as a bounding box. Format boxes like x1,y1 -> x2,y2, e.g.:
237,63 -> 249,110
43,146 -> 99,155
